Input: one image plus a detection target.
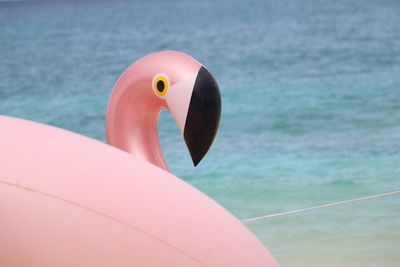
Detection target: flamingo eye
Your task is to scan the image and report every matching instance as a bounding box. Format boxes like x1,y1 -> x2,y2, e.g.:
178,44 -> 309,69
152,74 -> 169,98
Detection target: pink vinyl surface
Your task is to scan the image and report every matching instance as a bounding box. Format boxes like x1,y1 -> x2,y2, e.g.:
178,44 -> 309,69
106,51 -> 201,171
0,115 -> 278,266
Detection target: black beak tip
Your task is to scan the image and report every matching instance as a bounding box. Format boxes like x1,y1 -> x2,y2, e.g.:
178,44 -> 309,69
184,66 -> 221,167
191,153 -> 201,167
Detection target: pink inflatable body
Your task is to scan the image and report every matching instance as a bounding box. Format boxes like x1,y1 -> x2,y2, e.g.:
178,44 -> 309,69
0,51 -> 278,267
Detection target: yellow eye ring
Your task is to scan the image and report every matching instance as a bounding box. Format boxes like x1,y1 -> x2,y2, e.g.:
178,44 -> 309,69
152,74 -> 169,98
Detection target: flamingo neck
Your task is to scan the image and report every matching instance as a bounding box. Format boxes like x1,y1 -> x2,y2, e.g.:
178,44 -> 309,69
105,71 -> 170,172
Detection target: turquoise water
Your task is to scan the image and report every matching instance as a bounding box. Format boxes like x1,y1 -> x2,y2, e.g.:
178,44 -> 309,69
1,0 -> 400,266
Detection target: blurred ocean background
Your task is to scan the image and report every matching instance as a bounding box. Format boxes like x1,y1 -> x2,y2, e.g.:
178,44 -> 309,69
1,0 -> 399,266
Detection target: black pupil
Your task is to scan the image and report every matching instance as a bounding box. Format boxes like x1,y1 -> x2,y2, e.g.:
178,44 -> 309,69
156,80 -> 165,92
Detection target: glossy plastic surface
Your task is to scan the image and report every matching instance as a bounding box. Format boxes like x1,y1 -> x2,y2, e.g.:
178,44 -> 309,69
0,115 -> 278,267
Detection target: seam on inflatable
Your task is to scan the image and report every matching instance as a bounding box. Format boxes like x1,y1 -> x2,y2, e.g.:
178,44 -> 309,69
0,180 -> 208,267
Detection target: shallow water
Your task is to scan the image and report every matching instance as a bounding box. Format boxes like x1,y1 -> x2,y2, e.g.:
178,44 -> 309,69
1,0 -> 400,266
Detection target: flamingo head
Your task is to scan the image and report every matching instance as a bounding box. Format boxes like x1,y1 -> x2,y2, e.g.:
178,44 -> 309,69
106,51 -> 221,168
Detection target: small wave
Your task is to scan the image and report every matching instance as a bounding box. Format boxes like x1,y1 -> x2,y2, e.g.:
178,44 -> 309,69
329,179 -> 357,186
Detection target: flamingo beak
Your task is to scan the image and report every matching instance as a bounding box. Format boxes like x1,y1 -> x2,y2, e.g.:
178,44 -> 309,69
183,67 -> 221,166
166,66 -> 221,166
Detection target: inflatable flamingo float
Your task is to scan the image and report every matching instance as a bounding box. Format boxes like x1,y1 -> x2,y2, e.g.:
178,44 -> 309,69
0,51 -> 278,267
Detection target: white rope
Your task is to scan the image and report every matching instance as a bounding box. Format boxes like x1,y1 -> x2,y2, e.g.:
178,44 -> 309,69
241,190 -> 400,224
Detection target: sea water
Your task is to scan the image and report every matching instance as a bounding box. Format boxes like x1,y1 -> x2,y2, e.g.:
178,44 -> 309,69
1,0 -> 399,266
